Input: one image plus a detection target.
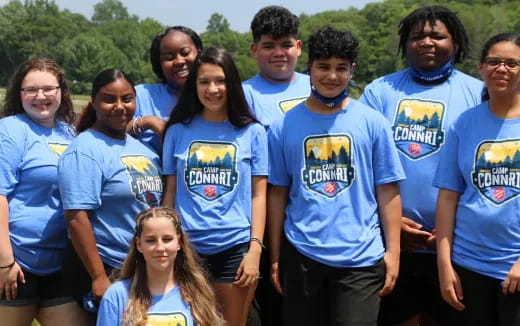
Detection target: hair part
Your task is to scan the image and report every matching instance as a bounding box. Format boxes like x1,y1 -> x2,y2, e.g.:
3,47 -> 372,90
398,5 -> 469,63
150,26 -> 203,83
308,26 -> 359,64
1,58 -> 74,123
251,6 -> 300,43
120,207 -> 224,326
75,68 -> 135,133
164,46 -> 258,134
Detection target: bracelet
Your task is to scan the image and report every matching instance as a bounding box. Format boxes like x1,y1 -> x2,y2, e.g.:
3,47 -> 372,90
132,118 -> 139,135
0,261 -> 15,269
136,117 -> 144,134
250,237 -> 266,249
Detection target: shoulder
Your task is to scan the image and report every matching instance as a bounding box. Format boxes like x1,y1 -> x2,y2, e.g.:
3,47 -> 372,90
0,114 -> 29,136
136,83 -> 167,95
242,74 -> 262,88
450,70 -> 484,88
364,69 -> 409,90
105,280 -> 131,298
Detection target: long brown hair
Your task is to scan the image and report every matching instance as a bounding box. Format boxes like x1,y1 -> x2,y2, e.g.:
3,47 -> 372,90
120,207 -> 224,326
1,58 -> 74,124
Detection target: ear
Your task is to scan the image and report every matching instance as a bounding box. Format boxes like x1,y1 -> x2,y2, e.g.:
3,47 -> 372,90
250,42 -> 258,59
350,63 -> 357,77
477,62 -> 485,78
135,237 -> 142,253
296,39 -> 303,57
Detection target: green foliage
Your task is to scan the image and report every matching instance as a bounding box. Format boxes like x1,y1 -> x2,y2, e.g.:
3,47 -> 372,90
1,0 -> 519,95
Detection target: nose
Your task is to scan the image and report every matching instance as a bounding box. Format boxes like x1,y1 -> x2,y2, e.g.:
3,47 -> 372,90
35,89 -> 46,99
207,82 -> 219,93
272,45 -> 285,57
419,36 -> 434,47
174,53 -> 186,65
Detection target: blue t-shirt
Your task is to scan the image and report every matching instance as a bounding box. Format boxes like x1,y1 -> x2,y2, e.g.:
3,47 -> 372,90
97,279 -> 195,326
433,102 -> 520,280
242,72 -> 310,129
268,100 -> 406,268
360,68 -> 482,231
0,114 -> 74,275
58,130 -> 163,268
134,83 -> 177,153
163,116 -> 268,255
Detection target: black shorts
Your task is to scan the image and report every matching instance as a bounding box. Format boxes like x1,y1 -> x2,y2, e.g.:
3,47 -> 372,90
0,267 -> 74,307
280,240 -> 385,326
378,252 -> 448,325
199,242 -> 249,283
444,264 -> 520,326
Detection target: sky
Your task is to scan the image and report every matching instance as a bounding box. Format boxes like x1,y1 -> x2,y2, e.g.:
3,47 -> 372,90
1,0 -> 381,33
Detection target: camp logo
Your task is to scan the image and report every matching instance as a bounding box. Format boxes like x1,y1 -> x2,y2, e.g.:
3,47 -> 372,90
301,134 -> 355,198
47,142 -> 69,156
392,99 -> 446,160
184,141 -> 239,201
121,155 -> 163,206
146,311 -> 188,325
278,96 -> 307,114
471,139 -> 520,205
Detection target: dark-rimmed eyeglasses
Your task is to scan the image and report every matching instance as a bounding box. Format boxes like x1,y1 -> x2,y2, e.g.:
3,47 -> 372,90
484,57 -> 520,69
21,86 -> 60,96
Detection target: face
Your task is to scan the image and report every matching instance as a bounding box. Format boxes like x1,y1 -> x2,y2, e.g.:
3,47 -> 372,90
309,57 -> 354,98
20,70 -> 61,127
160,31 -> 198,88
136,217 -> 180,272
91,78 -> 135,134
478,41 -> 520,95
251,35 -> 302,82
406,20 -> 455,71
197,63 -> 227,118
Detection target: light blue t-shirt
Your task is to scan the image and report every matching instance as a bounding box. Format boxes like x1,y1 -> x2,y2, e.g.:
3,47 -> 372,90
97,279 -> 195,326
0,114 -> 74,275
163,116 -> 268,255
360,68 -> 482,231
268,100 -> 406,268
242,72 -> 310,129
58,130 -> 163,268
134,83 -> 177,153
433,102 -> 520,280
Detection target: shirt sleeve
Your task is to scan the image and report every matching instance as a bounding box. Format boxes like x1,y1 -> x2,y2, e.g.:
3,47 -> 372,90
58,150 -> 104,210
267,120 -> 290,186
359,81 -> 383,112
250,124 -> 268,176
372,114 -> 406,185
97,290 -> 122,326
162,125 -> 177,175
0,129 -> 24,196
433,123 -> 466,193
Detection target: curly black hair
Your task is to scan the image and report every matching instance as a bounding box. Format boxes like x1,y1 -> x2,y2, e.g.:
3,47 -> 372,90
308,26 -> 359,63
150,26 -> 203,83
250,6 -> 299,43
398,5 -> 469,64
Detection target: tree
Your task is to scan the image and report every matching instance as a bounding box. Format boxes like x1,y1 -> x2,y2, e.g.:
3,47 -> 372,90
206,13 -> 230,33
92,0 -> 133,23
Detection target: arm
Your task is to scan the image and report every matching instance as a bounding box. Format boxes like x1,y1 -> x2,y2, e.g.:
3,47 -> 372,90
0,195 -> 25,300
436,188 -> 465,310
161,175 -> 177,209
376,182 -> 401,296
235,176 -> 267,287
126,116 -> 167,138
267,185 -> 288,294
400,216 -> 434,251
65,209 -> 110,302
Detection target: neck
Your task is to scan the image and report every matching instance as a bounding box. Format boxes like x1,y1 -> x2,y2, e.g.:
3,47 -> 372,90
201,109 -> 227,122
408,59 -> 454,85
260,71 -> 295,83
488,91 -> 520,119
146,266 -> 175,296
305,94 -> 349,114
91,122 -> 126,140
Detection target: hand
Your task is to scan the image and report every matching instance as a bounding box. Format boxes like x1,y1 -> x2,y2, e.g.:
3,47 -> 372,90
438,262 -> 465,311
503,258 -> 520,295
270,262 -> 283,295
379,251 -> 399,296
91,274 -> 111,302
144,116 -> 167,136
425,229 -> 436,249
234,250 -> 261,288
0,262 -> 25,300
401,217 -> 433,251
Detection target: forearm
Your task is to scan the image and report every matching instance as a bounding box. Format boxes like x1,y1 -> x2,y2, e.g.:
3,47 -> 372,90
65,210 -> 106,280
161,175 -> 177,208
435,189 -> 460,266
376,183 -> 402,254
0,196 -> 14,265
267,185 -> 288,264
249,176 -> 267,253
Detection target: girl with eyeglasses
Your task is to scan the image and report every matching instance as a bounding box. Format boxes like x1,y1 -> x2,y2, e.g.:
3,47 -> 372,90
435,33 -> 520,325
0,59 -> 89,325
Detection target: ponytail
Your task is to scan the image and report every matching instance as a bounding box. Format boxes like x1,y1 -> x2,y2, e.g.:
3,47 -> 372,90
75,102 -> 97,134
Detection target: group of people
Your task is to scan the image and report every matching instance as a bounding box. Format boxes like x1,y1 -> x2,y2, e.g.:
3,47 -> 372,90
0,4 -> 519,326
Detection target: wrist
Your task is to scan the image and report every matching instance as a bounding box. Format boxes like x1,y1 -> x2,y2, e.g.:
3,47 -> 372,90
0,260 -> 15,269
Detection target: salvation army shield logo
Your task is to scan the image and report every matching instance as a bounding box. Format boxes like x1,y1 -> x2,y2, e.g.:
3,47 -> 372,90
48,142 -> 69,156
392,99 -> 446,160
184,141 -> 239,201
301,134 -> 355,198
471,139 -> 520,205
147,311 -> 189,325
278,97 -> 307,114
